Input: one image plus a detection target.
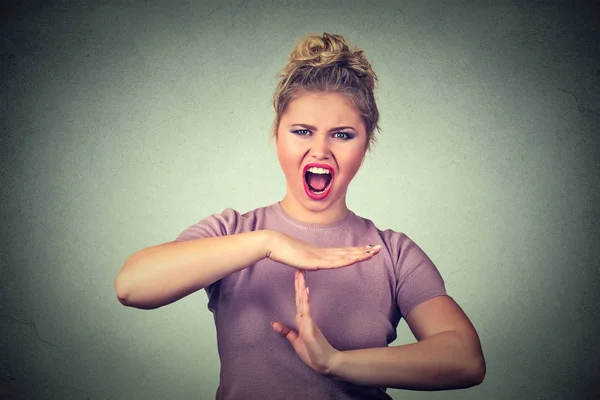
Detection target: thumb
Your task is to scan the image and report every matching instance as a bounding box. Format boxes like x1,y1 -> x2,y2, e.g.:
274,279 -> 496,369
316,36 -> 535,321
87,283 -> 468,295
271,322 -> 298,342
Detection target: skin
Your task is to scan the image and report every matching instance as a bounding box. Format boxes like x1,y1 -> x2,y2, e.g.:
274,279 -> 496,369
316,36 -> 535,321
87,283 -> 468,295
270,91 -> 486,389
272,269 -> 339,373
272,271 -> 486,389
115,88 -> 484,389
276,91 -> 368,225
113,91 -> 381,310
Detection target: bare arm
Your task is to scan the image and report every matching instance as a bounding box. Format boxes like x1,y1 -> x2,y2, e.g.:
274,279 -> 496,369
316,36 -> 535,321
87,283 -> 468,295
114,230 -> 271,309
328,296 -> 486,389
115,230 -> 379,310
273,272 -> 485,390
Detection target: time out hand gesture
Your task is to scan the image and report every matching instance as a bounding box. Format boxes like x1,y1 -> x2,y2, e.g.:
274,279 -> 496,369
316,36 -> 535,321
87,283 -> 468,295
265,231 -> 381,271
271,269 -> 339,375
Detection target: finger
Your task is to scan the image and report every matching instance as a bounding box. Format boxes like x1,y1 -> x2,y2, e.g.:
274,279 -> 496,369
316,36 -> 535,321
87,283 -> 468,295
303,282 -> 311,320
348,245 -> 381,257
322,244 -> 381,253
346,249 -> 380,262
294,269 -> 301,311
271,322 -> 299,342
320,245 -> 382,260
299,269 -> 306,290
299,272 -> 311,320
299,271 -> 305,317
315,250 -> 381,269
301,245 -> 383,271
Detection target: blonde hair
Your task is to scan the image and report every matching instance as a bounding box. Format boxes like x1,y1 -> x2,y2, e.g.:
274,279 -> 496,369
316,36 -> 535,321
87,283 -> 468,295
271,32 -> 380,152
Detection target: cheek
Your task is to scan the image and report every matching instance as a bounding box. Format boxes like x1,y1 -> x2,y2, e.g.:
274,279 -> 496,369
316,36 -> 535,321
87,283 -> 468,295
276,140 -> 300,177
338,150 -> 365,180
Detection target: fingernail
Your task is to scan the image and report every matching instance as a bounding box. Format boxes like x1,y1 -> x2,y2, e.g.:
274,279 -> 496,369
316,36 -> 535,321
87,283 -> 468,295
306,287 -> 309,294
366,250 -> 373,254
367,244 -> 375,248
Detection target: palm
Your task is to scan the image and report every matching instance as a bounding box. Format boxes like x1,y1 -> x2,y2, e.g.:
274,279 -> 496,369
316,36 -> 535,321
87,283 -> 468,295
271,270 -> 339,375
269,241 -> 381,373
266,232 -> 381,271
287,330 -> 312,366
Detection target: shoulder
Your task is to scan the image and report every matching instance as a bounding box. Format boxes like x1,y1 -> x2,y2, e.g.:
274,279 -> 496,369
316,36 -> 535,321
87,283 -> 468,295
352,212 -> 437,273
175,204 -> 273,241
352,212 -> 413,253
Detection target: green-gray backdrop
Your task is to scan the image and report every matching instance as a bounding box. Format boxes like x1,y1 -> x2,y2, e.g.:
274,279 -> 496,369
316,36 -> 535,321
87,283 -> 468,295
1,0 -> 599,399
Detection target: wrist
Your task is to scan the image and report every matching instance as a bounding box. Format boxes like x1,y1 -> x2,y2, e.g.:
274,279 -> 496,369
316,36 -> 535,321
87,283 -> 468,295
326,349 -> 344,378
262,230 -> 278,259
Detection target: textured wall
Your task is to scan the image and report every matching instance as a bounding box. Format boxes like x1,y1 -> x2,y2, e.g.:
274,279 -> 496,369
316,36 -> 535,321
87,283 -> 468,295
1,0 -> 599,399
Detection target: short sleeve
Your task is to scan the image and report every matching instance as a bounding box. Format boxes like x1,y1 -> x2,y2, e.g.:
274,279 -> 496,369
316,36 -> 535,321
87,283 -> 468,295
175,208 -> 241,242
395,236 -> 446,319
173,208 -> 242,305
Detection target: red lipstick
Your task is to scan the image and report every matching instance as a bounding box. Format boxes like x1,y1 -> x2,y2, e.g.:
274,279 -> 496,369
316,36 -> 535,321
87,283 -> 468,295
302,163 -> 335,201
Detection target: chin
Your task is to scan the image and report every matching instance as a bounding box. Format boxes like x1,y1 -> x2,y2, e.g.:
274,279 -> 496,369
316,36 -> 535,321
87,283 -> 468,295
301,191 -> 342,211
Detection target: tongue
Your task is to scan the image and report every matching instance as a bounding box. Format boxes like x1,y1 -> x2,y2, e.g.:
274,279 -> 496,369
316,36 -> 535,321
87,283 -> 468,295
307,173 -> 329,191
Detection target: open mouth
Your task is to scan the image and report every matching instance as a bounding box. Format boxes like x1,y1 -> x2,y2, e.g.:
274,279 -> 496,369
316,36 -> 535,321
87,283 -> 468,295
303,164 -> 334,199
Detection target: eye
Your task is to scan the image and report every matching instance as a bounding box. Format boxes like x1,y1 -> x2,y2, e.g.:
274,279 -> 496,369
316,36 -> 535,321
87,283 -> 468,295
292,129 -> 311,136
334,131 -> 354,140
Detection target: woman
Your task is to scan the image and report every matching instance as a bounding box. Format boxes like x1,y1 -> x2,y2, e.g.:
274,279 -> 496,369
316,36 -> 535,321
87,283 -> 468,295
115,32 -> 485,399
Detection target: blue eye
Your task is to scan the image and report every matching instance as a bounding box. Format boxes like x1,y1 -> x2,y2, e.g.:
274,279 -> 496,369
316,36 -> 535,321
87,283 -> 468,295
291,129 -> 354,140
334,132 -> 353,140
292,129 -> 311,136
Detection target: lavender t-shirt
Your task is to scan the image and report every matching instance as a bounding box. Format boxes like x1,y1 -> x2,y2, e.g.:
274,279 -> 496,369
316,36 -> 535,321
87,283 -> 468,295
176,202 -> 446,400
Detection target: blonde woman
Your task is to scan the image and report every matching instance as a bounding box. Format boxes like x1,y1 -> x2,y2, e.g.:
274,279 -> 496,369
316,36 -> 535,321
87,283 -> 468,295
115,32 -> 486,399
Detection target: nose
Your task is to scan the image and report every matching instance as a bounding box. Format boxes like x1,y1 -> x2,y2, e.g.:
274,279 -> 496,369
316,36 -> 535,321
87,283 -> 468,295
309,132 -> 331,160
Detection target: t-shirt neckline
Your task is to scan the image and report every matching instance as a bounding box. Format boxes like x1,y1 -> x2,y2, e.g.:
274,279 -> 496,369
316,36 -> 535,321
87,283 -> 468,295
270,202 -> 355,230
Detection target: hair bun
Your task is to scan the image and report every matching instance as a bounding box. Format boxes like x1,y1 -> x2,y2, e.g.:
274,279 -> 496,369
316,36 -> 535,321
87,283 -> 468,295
284,32 -> 377,90
290,32 -> 351,67
272,32 -> 380,151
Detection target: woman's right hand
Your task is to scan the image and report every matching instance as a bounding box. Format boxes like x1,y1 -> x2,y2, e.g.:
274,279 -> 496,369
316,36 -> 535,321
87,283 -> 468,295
264,231 -> 381,270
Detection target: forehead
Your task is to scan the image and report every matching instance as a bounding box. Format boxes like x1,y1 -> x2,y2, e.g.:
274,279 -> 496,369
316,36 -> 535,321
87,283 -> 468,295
282,92 -> 364,129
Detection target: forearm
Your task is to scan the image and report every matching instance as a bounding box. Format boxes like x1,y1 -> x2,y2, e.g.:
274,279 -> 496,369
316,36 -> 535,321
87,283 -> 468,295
329,330 -> 485,390
114,230 -> 271,309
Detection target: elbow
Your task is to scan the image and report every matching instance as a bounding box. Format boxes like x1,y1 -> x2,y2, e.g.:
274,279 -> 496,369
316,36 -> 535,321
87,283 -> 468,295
114,261 -> 167,310
114,271 -> 133,307
463,354 -> 486,387
114,261 -> 148,309
474,356 -> 487,385
114,253 -> 138,306
114,275 -> 160,310
454,330 -> 486,388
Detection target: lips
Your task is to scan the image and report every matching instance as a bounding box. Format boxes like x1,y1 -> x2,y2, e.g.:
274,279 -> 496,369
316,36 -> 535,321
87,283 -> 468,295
302,163 -> 335,201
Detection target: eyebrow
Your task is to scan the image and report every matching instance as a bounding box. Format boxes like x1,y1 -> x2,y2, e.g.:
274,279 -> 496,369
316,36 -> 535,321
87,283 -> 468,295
290,124 -> 357,132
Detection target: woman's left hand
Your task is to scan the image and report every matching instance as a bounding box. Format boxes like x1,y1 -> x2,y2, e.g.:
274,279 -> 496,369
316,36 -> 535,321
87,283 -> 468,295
271,269 -> 340,375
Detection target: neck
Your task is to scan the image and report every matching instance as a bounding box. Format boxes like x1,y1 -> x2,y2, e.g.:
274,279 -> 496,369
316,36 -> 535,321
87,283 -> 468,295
279,193 -> 350,225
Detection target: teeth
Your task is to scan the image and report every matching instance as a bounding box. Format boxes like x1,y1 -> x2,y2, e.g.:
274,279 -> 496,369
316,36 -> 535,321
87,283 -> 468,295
307,167 -> 331,174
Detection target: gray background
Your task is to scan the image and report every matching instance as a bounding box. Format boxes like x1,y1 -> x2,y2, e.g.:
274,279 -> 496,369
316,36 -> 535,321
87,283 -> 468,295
1,0 -> 599,399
